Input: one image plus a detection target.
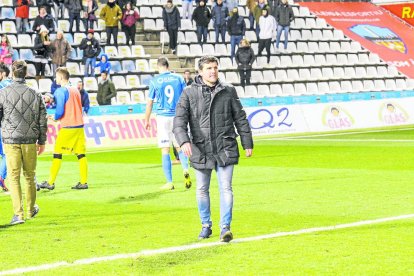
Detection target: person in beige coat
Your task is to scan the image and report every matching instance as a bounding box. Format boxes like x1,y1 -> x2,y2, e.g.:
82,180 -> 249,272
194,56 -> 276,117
50,30 -> 72,76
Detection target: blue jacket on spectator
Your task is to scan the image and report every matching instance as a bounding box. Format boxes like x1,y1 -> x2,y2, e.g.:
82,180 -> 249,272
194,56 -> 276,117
51,80 -> 60,94
80,88 -> 90,114
95,54 -> 111,74
212,2 -> 229,27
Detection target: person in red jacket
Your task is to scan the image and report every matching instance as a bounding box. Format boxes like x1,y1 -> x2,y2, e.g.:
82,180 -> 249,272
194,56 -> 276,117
121,2 -> 140,45
14,0 -> 31,34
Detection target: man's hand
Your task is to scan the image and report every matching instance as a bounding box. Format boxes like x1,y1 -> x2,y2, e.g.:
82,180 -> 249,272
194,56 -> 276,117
37,144 -> 45,155
245,148 -> 253,157
144,119 -> 151,131
181,142 -> 192,157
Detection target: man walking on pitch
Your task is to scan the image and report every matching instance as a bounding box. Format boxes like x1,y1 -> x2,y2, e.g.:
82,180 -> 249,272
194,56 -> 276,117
173,55 -> 253,242
39,67 -> 88,190
144,56 -> 191,190
0,60 -> 47,225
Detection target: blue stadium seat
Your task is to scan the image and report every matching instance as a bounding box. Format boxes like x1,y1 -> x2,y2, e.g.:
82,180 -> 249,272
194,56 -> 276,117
12,49 -> 19,60
1,8 -> 15,19
140,75 -> 153,86
64,33 -> 74,44
110,61 -> 122,73
122,60 -> 135,72
20,49 -> 34,60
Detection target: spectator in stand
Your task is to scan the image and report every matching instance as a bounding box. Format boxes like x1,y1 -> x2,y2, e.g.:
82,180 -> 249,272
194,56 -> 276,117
33,25 -> 52,79
14,0 -> 31,34
258,8 -> 276,65
275,0 -> 294,52
235,39 -> 255,87
77,81 -> 90,114
79,29 -> 101,77
182,0 -> 193,20
269,0 -> 280,18
212,0 -> 228,44
100,0 -> 123,46
53,0 -> 65,20
227,7 -> 245,62
253,0 -> 270,40
117,0 -> 137,10
122,2 -> 140,46
83,0 -> 98,31
97,72 -> 116,105
192,0 -> 211,46
50,30 -> 72,76
95,54 -> 111,75
162,0 -> 181,54
246,0 -> 257,30
183,69 -> 193,86
51,78 -> 60,93
64,0 -> 83,34
32,6 -> 55,34
0,35 -> 14,69
37,0 -> 54,14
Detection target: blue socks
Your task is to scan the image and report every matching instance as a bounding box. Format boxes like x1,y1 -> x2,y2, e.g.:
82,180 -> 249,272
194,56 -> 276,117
178,151 -> 189,171
162,154 -> 173,183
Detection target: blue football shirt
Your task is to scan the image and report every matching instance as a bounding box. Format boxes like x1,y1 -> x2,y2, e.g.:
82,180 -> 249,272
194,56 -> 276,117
148,71 -> 186,117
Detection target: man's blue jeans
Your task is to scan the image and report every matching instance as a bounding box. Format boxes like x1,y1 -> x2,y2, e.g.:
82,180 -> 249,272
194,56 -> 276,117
230,35 -> 243,61
84,57 -> 96,77
214,25 -> 226,43
195,164 -> 234,229
196,26 -> 208,45
276,25 -> 290,50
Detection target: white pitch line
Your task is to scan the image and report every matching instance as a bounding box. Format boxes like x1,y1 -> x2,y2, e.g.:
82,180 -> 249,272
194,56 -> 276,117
1,213 -> 414,275
268,138 -> 414,143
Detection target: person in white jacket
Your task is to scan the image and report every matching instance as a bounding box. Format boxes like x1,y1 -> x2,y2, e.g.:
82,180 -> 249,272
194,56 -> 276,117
258,9 -> 276,64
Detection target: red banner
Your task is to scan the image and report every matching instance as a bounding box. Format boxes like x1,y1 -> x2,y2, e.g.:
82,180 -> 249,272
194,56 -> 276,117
381,3 -> 414,26
299,2 -> 414,79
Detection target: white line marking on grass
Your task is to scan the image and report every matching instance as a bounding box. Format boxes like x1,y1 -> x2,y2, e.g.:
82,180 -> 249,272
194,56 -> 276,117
269,138 -> 414,143
1,213 -> 414,275
261,127 -> 414,141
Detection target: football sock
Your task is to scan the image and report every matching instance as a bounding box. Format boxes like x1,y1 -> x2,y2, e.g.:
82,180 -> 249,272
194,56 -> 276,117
78,154 -> 88,184
162,153 -> 173,183
178,150 -> 189,171
48,155 -> 62,184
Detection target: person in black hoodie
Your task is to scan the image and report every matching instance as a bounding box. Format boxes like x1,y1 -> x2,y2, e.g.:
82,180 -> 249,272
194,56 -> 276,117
192,0 -> 211,46
227,7 -> 245,61
79,29 -> 101,77
162,0 -> 181,54
235,39 -> 255,87
37,0 -> 54,14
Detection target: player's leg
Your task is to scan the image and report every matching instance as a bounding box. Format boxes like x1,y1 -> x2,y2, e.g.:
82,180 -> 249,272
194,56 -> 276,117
38,153 -> 61,190
71,128 -> 88,190
158,116 -> 174,190
176,146 -> 191,189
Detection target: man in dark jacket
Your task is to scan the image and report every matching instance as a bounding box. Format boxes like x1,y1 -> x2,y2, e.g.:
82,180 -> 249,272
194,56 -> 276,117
211,0 -> 228,43
97,71 -> 116,105
32,6 -> 55,33
162,0 -> 181,54
0,60 -> 47,225
77,81 -> 90,114
64,0 -> 83,33
227,7 -> 245,61
37,0 -> 54,14
79,29 -> 101,77
275,0 -> 294,51
192,0 -> 211,46
173,55 -> 253,243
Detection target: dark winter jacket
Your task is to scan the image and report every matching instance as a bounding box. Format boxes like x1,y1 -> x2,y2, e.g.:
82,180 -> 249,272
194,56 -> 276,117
64,0 -> 83,14
79,36 -> 101,58
162,5 -> 181,30
97,79 -> 116,105
192,5 -> 211,27
0,79 -> 47,145
33,34 -> 52,58
32,14 -> 55,33
173,76 -> 253,169
275,3 -> 294,26
212,3 -> 228,27
235,46 -> 255,70
227,14 -> 245,36
36,0 -> 54,13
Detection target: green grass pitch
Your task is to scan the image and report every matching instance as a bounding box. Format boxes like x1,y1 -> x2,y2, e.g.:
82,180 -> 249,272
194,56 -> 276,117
1,127 -> 414,274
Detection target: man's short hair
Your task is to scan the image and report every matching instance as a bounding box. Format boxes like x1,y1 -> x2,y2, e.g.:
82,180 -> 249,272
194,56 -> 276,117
197,55 -> 219,71
12,60 -> 27,79
56,67 -> 70,80
0,63 -> 10,77
157,56 -> 169,68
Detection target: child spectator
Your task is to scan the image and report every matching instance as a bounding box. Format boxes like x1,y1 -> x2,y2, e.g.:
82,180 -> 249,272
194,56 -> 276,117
122,2 -> 140,45
14,0 -> 31,34
95,54 -> 111,75
0,35 -> 14,69
235,39 -> 255,87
